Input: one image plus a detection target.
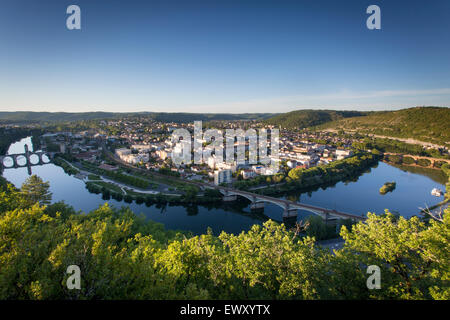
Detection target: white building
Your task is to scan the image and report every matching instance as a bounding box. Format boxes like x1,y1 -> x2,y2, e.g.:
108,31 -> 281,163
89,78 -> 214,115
156,150 -> 169,160
214,169 -> 232,185
132,144 -> 152,152
207,155 -> 216,169
336,149 -> 353,160
121,153 -> 149,165
241,170 -> 255,180
216,162 -> 237,173
116,148 -> 131,157
287,160 -> 297,169
252,165 -> 263,174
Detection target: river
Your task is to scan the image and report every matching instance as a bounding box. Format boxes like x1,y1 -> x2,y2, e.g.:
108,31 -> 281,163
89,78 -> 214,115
2,137 -> 446,235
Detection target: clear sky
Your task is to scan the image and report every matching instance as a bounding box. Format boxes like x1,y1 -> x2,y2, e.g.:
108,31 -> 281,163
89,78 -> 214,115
1,0 -> 449,113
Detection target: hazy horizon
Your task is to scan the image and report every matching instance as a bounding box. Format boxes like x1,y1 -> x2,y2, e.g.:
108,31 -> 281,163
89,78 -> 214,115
1,105 -> 449,115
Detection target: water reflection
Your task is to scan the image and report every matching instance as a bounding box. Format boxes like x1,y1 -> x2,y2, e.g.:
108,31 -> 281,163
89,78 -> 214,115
2,137 -> 446,235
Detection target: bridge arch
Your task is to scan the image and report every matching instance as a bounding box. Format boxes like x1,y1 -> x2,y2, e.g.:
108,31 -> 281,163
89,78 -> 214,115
2,156 -> 14,168
218,187 -> 365,222
29,153 -> 40,165
222,190 -> 255,203
15,155 -> 28,167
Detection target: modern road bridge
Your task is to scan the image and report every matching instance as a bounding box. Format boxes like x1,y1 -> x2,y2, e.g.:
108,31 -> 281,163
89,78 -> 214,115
218,187 -> 366,222
103,143 -> 366,223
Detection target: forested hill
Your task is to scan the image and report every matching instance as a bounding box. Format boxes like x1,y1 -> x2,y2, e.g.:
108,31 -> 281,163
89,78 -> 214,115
318,106 -> 450,146
0,111 -> 274,124
0,112 -> 121,123
264,110 -> 369,129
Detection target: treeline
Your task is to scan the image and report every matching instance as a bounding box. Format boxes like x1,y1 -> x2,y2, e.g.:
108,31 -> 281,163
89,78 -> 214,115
158,167 -> 181,177
0,179 -> 448,300
0,127 -> 42,155
305,215 -> 354,241
85,181 -> 222,206
0,111 -> 273,124
53,157 -> 79,175
234,152 -> 380,193
320,106 -> 450,147
265,109 -> 368,129
81,161 -> 149,189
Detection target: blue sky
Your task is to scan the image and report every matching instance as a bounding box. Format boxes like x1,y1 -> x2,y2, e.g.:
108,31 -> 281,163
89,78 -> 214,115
1,0 -> 449,113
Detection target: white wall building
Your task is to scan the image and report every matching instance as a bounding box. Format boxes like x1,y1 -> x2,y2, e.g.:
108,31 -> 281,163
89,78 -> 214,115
214,169 -> 232,185
132,144 -> 151,152
336,149 -> 353,160
115,148 -> 131,157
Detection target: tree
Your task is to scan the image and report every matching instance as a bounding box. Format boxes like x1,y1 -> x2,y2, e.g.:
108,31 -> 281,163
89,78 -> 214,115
20,175 -> 52,206
1,173 -> 449,300
339,210 -> 450,299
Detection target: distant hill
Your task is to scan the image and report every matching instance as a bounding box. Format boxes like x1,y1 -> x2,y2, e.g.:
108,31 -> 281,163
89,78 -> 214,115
265,109 -> 369,129
0,112 -> 124,123
318,106 -> 450,146
0,111 -> 275,124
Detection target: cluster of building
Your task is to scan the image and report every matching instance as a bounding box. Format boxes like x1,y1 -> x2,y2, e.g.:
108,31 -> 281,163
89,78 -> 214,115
40,119 -> 358,186
115,146 -> 150,165
279,142 -> 353,169
41,131 -> 103,162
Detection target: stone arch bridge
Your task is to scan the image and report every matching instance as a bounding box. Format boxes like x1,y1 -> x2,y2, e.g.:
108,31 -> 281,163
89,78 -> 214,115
0,145 -> 52,175
384,153 -> 450,168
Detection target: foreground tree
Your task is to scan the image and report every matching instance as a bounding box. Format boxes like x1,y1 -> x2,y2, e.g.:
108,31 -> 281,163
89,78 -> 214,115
0,176 -> 448,300
20,175 -> 52,206
339,210 -> 450,299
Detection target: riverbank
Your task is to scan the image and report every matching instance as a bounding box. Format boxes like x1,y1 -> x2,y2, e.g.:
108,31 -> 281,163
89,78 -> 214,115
247,152 -> 381,197
52,154 -> 225,206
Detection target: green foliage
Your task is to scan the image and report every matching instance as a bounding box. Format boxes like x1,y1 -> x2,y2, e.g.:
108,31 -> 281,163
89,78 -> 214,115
321,107 -> 450,147
203,188 -> 222,199
379,182 -> 396,195
340,212 -> 450,299
234,152 -> 380,192
53,157 -> 79,175
305,216 -> 337,240
265,110 -> 367,129
0,128 -> 41,154
417,158 -> 432,167
20,175 -> 52,206
81,161 -> 149,189
385,154 -> 402,164
0,111 -> 273,125
0,179 -> 448,300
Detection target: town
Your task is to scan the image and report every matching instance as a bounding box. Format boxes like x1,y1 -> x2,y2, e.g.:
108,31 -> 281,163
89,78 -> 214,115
35,118 -> 357,187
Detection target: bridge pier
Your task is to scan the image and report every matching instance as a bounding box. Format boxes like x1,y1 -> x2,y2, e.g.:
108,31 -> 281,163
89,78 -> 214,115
250,201 -> 265,210
24,144 -> 32,175
283,208 -> 298,218
216,188 -> 366,222
12,155 -> 19,169
223,194 -> 237,202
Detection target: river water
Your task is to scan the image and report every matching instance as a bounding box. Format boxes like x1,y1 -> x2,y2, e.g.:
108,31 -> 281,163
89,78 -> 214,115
2,137 -> 446,235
